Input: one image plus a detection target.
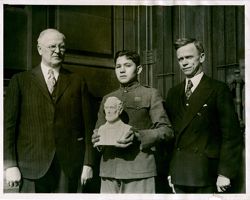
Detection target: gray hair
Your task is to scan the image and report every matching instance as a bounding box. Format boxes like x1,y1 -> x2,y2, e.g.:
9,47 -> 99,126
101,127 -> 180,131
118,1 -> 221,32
104,96 -> 123,111
37,28 -> 66,44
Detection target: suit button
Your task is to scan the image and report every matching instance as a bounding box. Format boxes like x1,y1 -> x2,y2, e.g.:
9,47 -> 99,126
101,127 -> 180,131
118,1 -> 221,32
186,103 -> 189,106
177,148 -> 181,151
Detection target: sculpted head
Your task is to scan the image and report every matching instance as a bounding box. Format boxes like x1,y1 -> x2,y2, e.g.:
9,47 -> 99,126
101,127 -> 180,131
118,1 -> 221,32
104,97 -> 123,123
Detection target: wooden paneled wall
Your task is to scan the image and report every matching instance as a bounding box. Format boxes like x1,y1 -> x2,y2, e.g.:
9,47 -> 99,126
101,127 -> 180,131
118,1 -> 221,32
148,6 -> 244,99
4,5 -> 139,99
4,5 -> 244,99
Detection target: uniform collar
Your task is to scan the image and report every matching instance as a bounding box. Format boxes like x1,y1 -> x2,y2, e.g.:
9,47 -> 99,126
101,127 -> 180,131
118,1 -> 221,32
119,81 -> 140,92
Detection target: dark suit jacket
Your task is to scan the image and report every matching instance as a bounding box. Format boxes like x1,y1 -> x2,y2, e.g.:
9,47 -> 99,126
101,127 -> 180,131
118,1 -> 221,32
4,65 -> 95,179
165,74 -> 243,186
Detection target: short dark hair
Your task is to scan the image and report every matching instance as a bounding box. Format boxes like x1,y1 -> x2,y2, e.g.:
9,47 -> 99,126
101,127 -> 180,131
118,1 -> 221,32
174,38 -> 204,54
114,50 -> 140,66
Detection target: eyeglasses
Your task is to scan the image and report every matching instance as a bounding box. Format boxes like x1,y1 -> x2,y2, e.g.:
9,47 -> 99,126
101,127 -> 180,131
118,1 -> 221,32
40,44 -> 66,52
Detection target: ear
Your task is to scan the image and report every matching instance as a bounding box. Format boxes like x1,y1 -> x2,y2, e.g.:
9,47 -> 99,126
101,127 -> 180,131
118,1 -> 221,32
136,65 -> 143,75
199,53 -> 205,63
37,44 -> 42,55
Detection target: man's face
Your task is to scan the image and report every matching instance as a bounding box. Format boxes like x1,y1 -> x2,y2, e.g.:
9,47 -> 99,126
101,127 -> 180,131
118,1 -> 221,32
37,32 -> 65,68
104,102 -> 120,123
176,43 -> 205,78
115,55 -> 139,84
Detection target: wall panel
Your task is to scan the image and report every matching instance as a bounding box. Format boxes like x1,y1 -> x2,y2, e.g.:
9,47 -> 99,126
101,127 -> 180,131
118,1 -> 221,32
57,6 -> 113,55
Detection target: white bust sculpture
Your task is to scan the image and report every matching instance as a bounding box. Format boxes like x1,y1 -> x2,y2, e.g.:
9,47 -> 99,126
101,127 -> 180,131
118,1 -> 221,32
94,96 -> 131,147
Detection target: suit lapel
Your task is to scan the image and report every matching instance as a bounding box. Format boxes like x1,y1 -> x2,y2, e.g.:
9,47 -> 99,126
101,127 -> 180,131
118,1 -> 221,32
174,81 -> 186,129
31,65 -> 51,101
178,75 -> 213,134
54,67 -> 71,103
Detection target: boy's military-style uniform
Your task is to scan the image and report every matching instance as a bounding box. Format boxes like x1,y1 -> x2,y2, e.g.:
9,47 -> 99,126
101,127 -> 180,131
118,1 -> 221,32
95,81 -> 173,191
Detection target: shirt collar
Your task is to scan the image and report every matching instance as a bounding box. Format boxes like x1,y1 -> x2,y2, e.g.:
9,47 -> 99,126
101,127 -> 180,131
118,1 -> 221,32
185,72 -> 204,92
40,62 -> 60,80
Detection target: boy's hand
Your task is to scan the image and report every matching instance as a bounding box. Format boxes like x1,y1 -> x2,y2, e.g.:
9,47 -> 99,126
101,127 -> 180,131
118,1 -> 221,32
92,129 -> 100,147
81,165 -> 93,185
116,129 -> 134,148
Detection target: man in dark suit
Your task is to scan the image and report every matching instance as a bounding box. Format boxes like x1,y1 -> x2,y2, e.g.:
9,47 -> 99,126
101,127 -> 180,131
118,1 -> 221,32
165,38 -> 243,193
4,28 -> 95,193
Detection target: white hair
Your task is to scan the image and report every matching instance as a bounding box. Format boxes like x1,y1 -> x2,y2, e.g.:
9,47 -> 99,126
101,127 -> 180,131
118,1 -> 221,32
37,28 -> 65,44
104,96 -> 123,111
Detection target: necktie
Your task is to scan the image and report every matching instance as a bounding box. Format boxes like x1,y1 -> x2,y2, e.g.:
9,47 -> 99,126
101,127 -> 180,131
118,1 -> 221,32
47,69 -> 56,93
185,79 -> 193,100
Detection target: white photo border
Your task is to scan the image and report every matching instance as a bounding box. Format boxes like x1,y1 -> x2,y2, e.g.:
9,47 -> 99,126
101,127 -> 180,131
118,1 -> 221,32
0,1 -> 249,200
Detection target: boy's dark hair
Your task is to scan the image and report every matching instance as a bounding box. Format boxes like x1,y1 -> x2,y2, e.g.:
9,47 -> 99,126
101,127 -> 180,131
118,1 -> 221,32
114,50 -> 140,66
174,38 -> 204,54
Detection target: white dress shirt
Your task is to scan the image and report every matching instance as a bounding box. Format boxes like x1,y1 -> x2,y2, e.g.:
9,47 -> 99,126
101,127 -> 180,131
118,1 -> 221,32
185,72 -> 204,93
41,62 -> 60,86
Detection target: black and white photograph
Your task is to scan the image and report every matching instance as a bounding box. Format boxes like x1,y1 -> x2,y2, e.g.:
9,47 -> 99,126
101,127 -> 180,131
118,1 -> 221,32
1,0 -> 249,200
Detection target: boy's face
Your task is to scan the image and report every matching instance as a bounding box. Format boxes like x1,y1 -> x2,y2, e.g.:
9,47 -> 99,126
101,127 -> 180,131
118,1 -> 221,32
115,55 -> 138,84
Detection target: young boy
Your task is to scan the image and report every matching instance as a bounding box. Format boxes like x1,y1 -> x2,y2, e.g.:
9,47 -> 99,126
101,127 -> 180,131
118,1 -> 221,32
92,50 -> 173,193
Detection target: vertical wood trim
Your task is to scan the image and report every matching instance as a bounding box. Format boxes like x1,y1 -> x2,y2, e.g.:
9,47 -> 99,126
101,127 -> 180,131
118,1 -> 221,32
113,6 -> 124,53
122,6 -> 125,49
204,7 -> 212,77
149,6 -> 154,87
137,6 -> 141,83
236,6 -> 245,60
137,6 -> 140,55
145,6 -> 149,85
26,6 -> 32,70
55,6 -> 60,29
212,6 -> 225,81
225,7 -> 237,64
179,6 -> 185,82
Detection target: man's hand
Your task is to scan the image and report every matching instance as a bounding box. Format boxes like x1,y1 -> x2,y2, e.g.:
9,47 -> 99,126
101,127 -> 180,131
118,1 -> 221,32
81,165 -> 93,185
167,176 -> 176,193
92,129 -> 100,147
216,175 -> 231,192
116,129 -> 134,148
5,167 -> 21,187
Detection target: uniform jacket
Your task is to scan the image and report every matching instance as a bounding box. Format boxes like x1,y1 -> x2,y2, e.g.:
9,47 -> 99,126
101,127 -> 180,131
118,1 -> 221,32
165,74 -> 243,186
4,65 -> 95,179
95,81 -> 174,179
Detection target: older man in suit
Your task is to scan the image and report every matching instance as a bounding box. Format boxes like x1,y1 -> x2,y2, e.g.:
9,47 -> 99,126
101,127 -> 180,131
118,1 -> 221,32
4,28 -> 95,193
166,38 -> 243,193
